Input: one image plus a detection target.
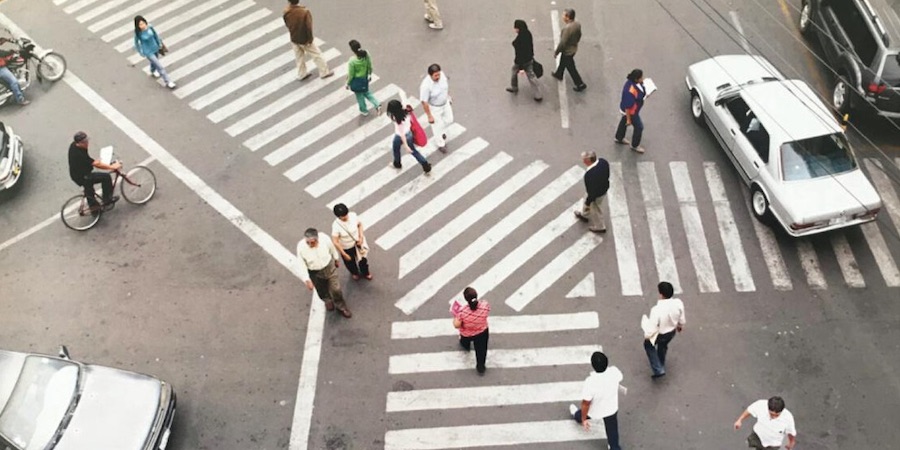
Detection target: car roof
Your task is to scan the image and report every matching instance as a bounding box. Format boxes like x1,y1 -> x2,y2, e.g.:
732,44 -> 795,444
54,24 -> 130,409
740,80 -> 842,142
862,0 -> 900,47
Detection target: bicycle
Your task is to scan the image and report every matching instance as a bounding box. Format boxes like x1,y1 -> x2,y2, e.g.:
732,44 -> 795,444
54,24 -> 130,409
60,160 -> 157,231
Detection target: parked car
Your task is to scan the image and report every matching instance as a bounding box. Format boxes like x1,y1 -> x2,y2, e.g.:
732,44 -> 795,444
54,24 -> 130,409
798,0 -> 900,119
686,54 -> 883,237
0,121 -> 23,191
0,346 -> 175,450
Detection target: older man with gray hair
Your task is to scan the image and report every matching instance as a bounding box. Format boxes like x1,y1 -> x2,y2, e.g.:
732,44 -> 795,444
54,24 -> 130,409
575,151 -> 609,233
297,227 -> 351,318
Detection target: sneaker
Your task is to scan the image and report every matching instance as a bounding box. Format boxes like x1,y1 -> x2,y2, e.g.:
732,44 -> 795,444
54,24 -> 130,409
424,14 -> 433,23
423,162 -> 432,173
631,146 -> 646,154
165,81 -> 177,89
428,23 -> 444,30
359,110 -> 369,117
297,73 -> 312,81
573,84 -> 587,92
321,70 -> 335,79
150,72 -> 160,78
614,138 -> 631,146
569,404 -> 578,416
17,99 -> 30,106
506,87 -> 518,93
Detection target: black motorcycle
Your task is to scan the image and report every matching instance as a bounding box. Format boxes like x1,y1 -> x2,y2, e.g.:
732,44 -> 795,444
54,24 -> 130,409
0,27 -> 67,106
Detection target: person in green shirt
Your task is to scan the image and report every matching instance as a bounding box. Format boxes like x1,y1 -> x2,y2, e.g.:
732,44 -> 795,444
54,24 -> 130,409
346,40 -> 381,116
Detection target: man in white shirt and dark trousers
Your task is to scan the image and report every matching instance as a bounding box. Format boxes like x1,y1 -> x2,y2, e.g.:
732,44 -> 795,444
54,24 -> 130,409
569,351 -> 623,450
642,281 -> 685,378
297,228 -> 352,318
734,396 -> 797,449
420,63 -> 453,154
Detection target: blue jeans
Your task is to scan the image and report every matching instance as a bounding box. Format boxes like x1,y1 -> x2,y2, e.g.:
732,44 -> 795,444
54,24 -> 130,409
0,66 -> 25,103
615,111 -> 643,147
392,133 -> 428,167
573,409 -> 621,450
354,90 -> 380,113
643,330 -> 676,376
146,53 -> 171,83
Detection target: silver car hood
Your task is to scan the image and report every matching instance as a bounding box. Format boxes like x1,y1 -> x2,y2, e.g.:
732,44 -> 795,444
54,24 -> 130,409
778,170 -> 882,222
55,365 -> 161,450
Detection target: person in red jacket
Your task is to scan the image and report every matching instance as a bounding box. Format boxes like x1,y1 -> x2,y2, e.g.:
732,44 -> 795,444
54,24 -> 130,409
614,69 -> 647,153
0,52 -> 28,105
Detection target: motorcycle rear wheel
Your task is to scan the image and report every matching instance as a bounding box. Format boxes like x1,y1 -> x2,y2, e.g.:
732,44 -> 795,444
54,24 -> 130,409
38,52 -> 66,82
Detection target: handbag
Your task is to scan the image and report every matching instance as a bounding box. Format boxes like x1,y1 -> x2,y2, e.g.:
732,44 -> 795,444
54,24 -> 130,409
336,219 -> 369,261
348,56 -> 371,92
151,27 -> 168,56
406,106 -> 428,147
532,60 -> 544,78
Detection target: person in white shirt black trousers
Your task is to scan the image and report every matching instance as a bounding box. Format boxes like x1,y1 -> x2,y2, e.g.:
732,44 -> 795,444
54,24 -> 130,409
643,281 -> 685,378
569,351 -> 623,450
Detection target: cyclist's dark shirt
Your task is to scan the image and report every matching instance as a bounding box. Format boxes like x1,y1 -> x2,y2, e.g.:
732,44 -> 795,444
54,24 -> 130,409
68,143 -> 94,185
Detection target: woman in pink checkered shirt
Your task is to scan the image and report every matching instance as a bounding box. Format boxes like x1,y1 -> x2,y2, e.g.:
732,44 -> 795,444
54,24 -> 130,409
453,287 -> 491,375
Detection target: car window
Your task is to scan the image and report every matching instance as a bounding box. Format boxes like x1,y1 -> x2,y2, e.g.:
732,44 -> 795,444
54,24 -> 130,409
725,97 -> 750,125
743,114 -> 770,162
880,52 -> 900,83
829,0 -> 879,65
0,357 -> 79,450
781,133 -> 858,181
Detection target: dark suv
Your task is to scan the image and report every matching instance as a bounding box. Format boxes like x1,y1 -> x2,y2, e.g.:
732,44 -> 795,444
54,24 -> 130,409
799,0 -> 900,119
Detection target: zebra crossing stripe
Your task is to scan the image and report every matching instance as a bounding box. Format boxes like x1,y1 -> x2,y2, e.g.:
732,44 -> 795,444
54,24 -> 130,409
114,0 -> 232,51
102,0 -> 195,42
54,0 -> 70,6
797,240 -> 827,289
739,187 -> 792,290
608,162 -> 642,296
390,312 -> 599,339
177,38 -> 287,99
388,345 -> 601,374
505,230 -> 603,311
704,163 -> 756,292
376,151 -> 512,249
397,161 -> 547,278
384,420 -> 601,449
671,162 -> 719,293
859,222 -> 900,287
166,19 -> 284,81
264,84 -> 399,164
64,0 -> 101,14
77,0 -> 129,23
360,138 -> 489,228
394,167 -> 583,315
386,381 -> 583,412
88,0 -> 164,33
638,162 -> 682,293
865,158 -> 900,237
205,44 -> 338,119
831,233 -> 866,288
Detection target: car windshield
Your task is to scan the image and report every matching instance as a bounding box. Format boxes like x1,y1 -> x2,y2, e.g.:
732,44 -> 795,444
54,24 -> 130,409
780,133 -> 857,181
0,356 -> 79,450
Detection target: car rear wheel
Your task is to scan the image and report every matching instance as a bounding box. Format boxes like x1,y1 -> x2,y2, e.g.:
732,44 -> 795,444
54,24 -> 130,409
799,1 -> 812,37
750,185 -> 773,225
833,77 -> 852,115
690,90 -> 705,127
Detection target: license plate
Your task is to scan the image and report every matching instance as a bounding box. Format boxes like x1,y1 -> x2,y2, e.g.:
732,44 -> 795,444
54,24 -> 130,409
159,429 -> 171,449
829,216 -> 848,226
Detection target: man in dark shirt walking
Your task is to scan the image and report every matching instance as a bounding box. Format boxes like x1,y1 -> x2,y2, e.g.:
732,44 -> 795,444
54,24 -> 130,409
68,131 -> 121,208
283,0 -> 333,81
507,19 -> 542,102
575,150 -> 609,233
553,8 -> 586,92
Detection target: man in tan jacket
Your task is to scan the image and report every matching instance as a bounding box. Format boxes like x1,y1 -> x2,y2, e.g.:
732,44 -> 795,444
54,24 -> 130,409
283,0 -> 333,81
552,8 -> 586,92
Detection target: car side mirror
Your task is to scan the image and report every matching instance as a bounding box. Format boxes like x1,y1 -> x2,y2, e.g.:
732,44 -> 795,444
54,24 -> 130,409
58,345 -> 71,360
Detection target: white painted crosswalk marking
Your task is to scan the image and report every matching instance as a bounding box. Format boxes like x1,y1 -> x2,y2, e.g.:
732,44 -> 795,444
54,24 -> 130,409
704,163 -> 756,292
671,162 -> 719,293
77,0 -> 129,23
394,167 -> 582,314
859,222 -> 900,287
638,162 -> 682,293
167,19 -> 284,82
54,0 -> 70,6
376,151 -> 512,249
740,187 -> 792,290
263,84 -> 399,164
386,381 -> 583,412
114,0 -> 232,51
506,230 -> 604,311
88,0 -> 164,33
396,161 -> 547,278
566,273 -> 596,298
390,312 -> 599,339
831,233 -> 866,288
102,0 -> 195,42
865,158 -> 900,237
388,344 -> 601,374
64,0 -> 101,14
178,42 -> 289,100
608,162 -> 642,296
384,420 -> 601,450
797,240 -> 827,289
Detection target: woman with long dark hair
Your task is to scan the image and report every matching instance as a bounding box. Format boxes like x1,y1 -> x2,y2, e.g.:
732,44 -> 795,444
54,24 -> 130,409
386,99 -> 431,173
346,40 -> 381,116
507,19 -> 542,101
453,287 -> 491,375
133,15 -> 175,89
614,68 -> 646,153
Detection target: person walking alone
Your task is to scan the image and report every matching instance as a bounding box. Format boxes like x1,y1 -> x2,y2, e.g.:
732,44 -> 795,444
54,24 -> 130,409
575,151 -> 609,233
331,203 -> 372,281
569,351 -> 623,450
615,69 -> 647,153
283,0 -> 333,81
386,100 -> 431,174
345,40 -> 381,117
452,287 -> 490,375
641,281 -> 685,379
734,396 -> 797,449
507,19 -> 543,102
552,8 -> 586,92
133,15 -> 175,89
419,63 -> 453,153
297,228 -> 352,318
422,0 -> 443,30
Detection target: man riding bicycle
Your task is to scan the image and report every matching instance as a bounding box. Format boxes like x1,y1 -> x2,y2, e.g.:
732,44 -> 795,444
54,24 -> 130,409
67,131 -> 121,209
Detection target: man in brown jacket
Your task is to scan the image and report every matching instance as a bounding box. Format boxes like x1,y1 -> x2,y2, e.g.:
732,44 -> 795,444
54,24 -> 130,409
552,8 -> 586,92
283,0 -> 333,81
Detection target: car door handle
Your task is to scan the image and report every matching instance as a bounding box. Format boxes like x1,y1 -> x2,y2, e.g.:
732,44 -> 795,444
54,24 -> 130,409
753,161 -> 760,169
730,129 -> 736,136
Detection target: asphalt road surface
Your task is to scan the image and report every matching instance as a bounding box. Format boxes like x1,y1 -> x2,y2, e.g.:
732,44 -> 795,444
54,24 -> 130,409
1,0 -> 899,449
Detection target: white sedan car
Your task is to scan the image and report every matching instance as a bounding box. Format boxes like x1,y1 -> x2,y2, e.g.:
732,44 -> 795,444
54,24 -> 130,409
685,54 -> 882,237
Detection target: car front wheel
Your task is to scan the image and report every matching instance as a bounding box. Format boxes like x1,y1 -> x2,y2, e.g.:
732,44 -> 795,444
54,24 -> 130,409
833,77 -> 852,114
690,90 -> 705,127
751,185 -> 773,224
799,1 -> 812,36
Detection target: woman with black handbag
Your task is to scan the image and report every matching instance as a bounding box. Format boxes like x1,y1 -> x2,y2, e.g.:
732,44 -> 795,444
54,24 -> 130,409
507,19 -> 543,102
133,15 -> 175,89
331,203 -> 372,280
345,40 -> 381,116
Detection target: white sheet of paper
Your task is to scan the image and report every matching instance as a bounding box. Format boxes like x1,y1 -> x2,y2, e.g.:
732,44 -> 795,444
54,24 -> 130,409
643,78 -> 658,97
99,146 -> 114,165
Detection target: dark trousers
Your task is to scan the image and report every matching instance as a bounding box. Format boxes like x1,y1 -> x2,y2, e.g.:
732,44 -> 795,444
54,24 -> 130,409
615,112 -> 644,147
573,410 -> 621,450
554,53 -> 584,87
747,431 -> 780,450
81,172 -> 114,207
342,245 -> 369,277
643,329 -> 676,375
459,328 -> 489,373
308,264 -> 347,310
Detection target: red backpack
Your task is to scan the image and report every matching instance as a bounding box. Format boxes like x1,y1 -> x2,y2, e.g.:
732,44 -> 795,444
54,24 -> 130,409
406,105 -> 428,147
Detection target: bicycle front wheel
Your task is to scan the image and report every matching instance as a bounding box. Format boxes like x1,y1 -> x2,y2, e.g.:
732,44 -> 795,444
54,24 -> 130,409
120,166 -> 157,204
61,195 -> 100,231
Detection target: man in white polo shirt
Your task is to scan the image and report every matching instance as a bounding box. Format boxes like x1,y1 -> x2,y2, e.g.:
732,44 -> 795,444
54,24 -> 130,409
297,227 -> 351,318
569,351 -> 623,450
420,63 -> 453,154
734,396 -> 797,449
642,281 -> 685,378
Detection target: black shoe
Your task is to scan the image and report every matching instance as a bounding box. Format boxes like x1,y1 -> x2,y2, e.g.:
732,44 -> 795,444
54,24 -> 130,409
104,196 -> 120,205
506,87 -> 518,93
476,366 -> 486,375
552,73 -> 563,81
534,97 -> 543,102
651,372 -> 666,379
573,84 -> 587,92
423,162 -> 432,174
392,162 -> 402,169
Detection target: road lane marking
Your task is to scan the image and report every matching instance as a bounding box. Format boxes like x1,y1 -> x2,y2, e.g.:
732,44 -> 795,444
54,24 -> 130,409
638,162 -> 682,293
566,272 -> 596,298
671,162 -> 719,293
704,163 -> 756,292
77,0 -> 129,23
178,41 -> 290,99
739,187 -> 792,290
729,11 -> 751,54
384,420 -> 602,449
390,312 -> 599,339
865,158 -> 900,238
609,162 -> 642,296
386,381 -> 583,412
830,233 -> 866,288
797,239 -> 827,289
102,0 -> 193,42
63,0 -> 101,14
88,0 -> 164,33
166,19 -> 283,81
113,0 -> 231,51
388,344 -> 601,374
550,10 -> 570,129
859,222 -> 900,287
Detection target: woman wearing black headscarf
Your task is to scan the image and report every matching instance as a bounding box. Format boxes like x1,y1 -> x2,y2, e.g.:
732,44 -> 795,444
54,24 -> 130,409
507,19 -> 543,102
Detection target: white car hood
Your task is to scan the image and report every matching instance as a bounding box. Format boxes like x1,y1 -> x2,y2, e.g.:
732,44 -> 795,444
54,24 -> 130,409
779,170 -> 882,222
688,54 -> 784,91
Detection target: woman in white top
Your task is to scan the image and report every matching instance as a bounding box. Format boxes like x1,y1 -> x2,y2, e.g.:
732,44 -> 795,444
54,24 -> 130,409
331,203 -> 372,280
386,99 -> 431,173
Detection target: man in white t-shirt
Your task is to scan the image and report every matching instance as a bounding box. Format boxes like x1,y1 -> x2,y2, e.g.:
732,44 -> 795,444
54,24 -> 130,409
569,351 -> 623,450
734,396 -> 797,449
419,63 -> 453,153
642,281 -> 685,378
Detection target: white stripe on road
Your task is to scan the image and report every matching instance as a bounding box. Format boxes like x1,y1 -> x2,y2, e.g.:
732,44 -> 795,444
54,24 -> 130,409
386,381 -> 583,412
388,344 -> 601,374
729,11 -> 752,53
102,0 -> 195,42
63,0 -> 101,14
390,312 -> 599,339
54,0 -> 70,5
376,151 -> 511,249
263,84 -> 397,163
830,233 -> 866,288
740,187 -> 792,290
859,222 -> 900,287
638,162 -> 682,293
865,158 -> 900,237
77,0 -> 130,23
609,162 -> 642,296
167,19 -> 284,81
179,43 -> 290,100
394,167 -> 582,314
797,240 -> 827,289
671,162 -> 719,293
550,10 -> 570,129
384,420 -> 601,450
506,230 -> 603,311
360,138 -> 489,228
88,0 -> 164,32
397,161 -> 547,278
114,0 -> 232,51
704,163 -> 756,292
